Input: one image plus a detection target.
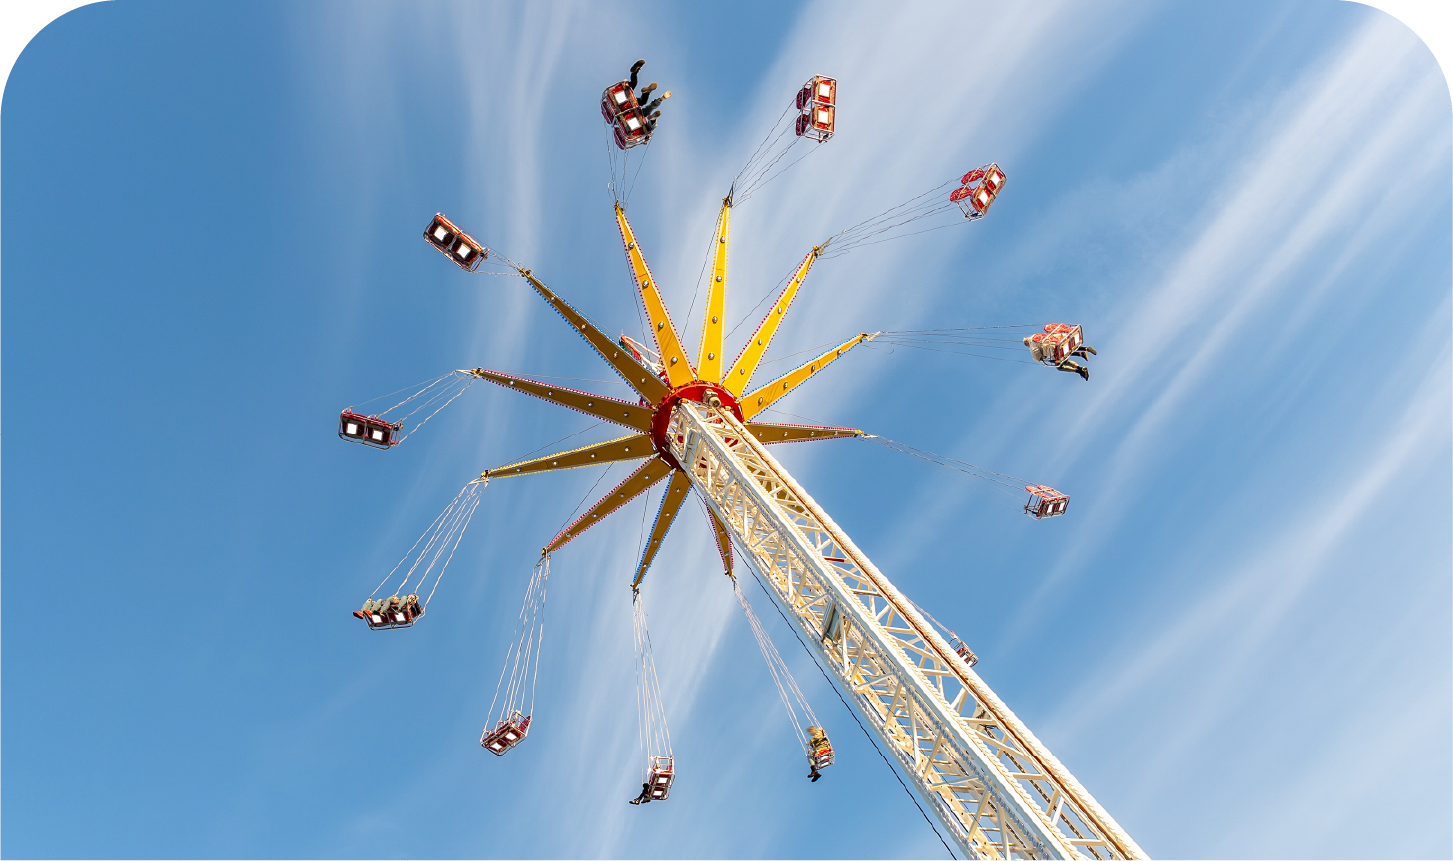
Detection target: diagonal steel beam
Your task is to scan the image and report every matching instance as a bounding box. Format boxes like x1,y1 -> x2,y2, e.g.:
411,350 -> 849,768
704,504 -> 734,576
632,470 -> 694,588
697,197 -> 732,382
743,421 -> 862,444
723,244 -> 821,397
740,332 -> 877,419
468,368 -> 654,432
484,433 -> 651,478
615,203 -> 695,387
517,269 -> 671,405
543,456 -> 668,554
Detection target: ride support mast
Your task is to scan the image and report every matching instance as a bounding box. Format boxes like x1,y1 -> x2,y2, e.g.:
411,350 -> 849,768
667,397 -> 1145,861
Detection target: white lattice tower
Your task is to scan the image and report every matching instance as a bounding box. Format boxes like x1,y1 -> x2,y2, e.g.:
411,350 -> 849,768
668,399 -> 1146,861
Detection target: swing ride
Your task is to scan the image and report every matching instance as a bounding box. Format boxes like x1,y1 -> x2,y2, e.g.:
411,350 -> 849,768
339,62 -> 1135,860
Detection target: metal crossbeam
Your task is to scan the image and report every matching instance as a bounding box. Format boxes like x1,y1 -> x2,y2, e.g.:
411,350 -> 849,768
668,400 -> 1146,861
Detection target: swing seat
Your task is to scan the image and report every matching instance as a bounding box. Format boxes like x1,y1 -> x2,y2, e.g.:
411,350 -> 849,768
794,75 -> 836,142
951,163 -> 1006,220
481,712 -> 532,755
339,410 -> 402,449
1029,325 -> 1083,366
795,104 -> 835,142
423,213 -> 487,271
358,599 -> 423,630
810,746 -> 834,769
646,755 -> 674,800
949,635 -> 979,668
601,82 -> 638,123
981,164 -> 1006,195
795,75 -> 836,110
948,183 -> 994,218
1024,485 -> 1069,519
612,108 -> 651,150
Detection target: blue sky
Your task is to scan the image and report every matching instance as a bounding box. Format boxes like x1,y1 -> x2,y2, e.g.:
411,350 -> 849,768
2,1 -> 1449,858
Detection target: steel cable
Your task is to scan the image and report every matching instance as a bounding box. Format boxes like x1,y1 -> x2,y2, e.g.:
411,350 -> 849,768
488,554 -> 551,725
631,589 -> 673,781
366,479 -> 485,617
733,539 -> 957,860
730,574 -> 821,752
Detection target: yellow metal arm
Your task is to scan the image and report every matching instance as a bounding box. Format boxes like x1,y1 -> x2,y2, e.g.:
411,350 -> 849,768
615,204 -> 695,388
742,421 -> 862,444
723,245 -> 821,397
739,332 -> 876,420
697,198 -> 731,382
706,505 -> 733,576
468,368 -> 654,431
484,433 -> 651,478
632,470 -> 693,587
544,456 -> 671,554
518,269 -> 670,406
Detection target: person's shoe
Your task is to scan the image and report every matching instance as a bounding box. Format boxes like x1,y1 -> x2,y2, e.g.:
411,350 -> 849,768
353,610 -> 367,619
1077,365 -> 1089,381
1085,345 -> 1097,355
629,798 -> 641,805
631,59 -> 646,75
811,772 -> 822,782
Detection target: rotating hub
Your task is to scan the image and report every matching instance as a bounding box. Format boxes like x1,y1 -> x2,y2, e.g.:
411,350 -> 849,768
650,381 -> 742,469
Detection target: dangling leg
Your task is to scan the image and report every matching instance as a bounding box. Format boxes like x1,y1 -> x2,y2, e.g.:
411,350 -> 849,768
628,59 -> 645,90
630,782 -> 651,805
637,82 -> 657,104
809,758 -> 822,782
1056,360 -> 1089,381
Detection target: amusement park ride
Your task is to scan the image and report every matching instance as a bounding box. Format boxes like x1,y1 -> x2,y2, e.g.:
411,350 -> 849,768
341,64 -> 1138,860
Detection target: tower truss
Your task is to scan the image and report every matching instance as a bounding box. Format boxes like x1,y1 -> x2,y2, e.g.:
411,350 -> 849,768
668,399 -> 1144,860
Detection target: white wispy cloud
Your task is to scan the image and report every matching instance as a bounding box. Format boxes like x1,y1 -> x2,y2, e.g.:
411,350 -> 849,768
450,1 -> 1169,854
968,13 -> 1452,856
583,2 -> 1174,855
1000,12 -> 1451,623
303,3 -> 1449,857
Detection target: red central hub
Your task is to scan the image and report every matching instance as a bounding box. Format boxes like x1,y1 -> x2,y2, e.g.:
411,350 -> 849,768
650,381 -> 742,470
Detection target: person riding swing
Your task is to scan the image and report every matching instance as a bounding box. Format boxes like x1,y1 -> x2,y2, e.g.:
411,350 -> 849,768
807,725 -> 832,782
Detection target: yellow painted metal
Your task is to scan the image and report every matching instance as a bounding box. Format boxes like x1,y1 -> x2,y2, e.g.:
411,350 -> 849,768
631,470 -> 694,587
723,245 -> 820,397
469,368 -> 653,431
484,433 -> 651,478
706,506 -> 733,576
615,204 -> 695,388
739,332 -> 875,419
544,456 -> 669,554
697,198 -> 731,382
742,422 -> 862,444
518,269 -> 670,406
